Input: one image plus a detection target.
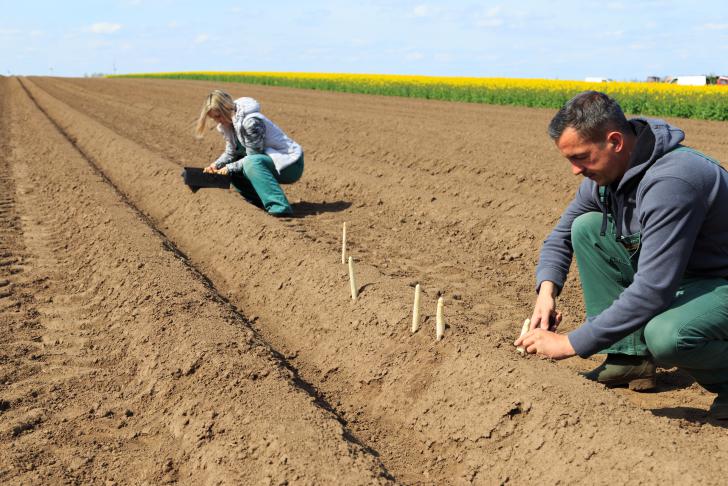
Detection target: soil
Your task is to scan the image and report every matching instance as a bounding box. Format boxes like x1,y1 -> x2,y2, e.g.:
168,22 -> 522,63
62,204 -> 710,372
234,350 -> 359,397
2,75 -> 728,484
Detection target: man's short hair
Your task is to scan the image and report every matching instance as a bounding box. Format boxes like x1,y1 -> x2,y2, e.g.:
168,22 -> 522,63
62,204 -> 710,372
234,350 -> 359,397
548,91 -> 632,143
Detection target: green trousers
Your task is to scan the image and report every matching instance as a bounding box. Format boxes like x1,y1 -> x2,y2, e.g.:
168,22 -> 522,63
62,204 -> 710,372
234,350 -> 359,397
230,154 -> 304,216
572,212 -> 728,391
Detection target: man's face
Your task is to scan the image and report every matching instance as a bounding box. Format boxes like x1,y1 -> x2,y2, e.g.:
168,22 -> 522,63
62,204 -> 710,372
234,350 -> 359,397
556,126 -> 626,186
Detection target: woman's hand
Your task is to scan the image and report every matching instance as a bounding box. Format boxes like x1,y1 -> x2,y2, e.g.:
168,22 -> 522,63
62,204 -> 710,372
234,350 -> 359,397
530,281 -> 562,331
203,165 -> 228,176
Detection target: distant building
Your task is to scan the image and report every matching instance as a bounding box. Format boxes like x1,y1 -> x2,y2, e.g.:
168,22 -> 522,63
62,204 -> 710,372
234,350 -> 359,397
718,76 -> 728,86
646,76 -> 661,83
671,75 -> 707,86
584,77 -> 609,83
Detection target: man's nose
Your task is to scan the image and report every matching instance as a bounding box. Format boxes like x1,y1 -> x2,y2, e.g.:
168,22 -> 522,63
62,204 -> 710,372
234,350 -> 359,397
570,162 -> 584,175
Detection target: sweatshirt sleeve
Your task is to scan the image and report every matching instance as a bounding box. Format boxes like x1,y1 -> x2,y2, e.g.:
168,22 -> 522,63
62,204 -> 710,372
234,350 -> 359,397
536,180 -> 601,295
240,117 -> 266,155
568,176 -> 707,357
213,131 -> 242,170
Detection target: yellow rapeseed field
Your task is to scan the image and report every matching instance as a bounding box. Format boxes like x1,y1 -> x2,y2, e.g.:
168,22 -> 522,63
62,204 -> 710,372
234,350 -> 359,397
112,71 -> 728,120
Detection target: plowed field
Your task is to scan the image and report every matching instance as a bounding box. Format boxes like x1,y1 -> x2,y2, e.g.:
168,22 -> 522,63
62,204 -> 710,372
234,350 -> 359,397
2,76 -> 728,485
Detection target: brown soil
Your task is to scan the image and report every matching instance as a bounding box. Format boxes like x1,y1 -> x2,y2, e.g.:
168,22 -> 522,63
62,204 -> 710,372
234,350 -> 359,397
2,75 -> 728,484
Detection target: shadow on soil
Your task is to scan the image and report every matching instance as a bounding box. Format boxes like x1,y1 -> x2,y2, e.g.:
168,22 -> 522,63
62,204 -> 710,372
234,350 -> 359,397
650,407 -> 728,428
291,200 -> 351,217
655,368 -> 696,392
650,369 -> 728,428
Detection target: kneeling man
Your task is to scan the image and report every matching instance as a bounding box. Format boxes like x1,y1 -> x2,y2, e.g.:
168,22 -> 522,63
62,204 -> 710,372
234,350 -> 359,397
515,91 -> 728,419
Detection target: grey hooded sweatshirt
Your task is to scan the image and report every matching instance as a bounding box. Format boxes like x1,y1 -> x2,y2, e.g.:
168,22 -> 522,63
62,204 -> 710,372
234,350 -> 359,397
536,118 -> 728,357
212,97 -> 302,174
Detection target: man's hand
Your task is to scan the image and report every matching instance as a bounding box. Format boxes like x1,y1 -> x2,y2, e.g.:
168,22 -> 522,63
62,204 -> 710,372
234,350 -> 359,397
531,281 -> 562,331
217,166 -> 229,176
514,329 -> 576,360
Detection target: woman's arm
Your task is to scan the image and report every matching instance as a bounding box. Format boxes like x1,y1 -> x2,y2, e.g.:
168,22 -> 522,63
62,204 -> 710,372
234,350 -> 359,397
210,137 -> 238,170
240,117 -> 266,155
220,117 -> 267,176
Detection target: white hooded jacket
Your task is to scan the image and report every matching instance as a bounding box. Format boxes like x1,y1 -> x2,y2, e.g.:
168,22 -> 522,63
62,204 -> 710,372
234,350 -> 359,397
212,97 -> 303,174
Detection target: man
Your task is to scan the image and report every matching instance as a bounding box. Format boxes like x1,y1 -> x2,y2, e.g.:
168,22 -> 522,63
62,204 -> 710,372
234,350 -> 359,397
514,91 -> 728,419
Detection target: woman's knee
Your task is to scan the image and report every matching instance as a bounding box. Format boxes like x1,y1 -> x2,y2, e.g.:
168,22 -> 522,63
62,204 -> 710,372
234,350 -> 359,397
242,155 -> 263,173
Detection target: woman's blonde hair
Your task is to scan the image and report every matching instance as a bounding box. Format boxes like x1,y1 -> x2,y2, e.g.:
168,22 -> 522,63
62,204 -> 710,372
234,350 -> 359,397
195,89 -> 235,138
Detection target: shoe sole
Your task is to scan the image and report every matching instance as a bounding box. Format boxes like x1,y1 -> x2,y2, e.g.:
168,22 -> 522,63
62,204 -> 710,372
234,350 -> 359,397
597,376 -> 657,392
709,405 -> 728,420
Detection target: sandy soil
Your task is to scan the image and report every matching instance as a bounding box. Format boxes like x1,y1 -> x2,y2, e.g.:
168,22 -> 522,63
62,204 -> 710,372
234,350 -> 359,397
2,75 -> 728,484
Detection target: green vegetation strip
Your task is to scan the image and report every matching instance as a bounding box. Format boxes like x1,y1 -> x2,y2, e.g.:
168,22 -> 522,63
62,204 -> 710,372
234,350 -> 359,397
110,72 -> 728,121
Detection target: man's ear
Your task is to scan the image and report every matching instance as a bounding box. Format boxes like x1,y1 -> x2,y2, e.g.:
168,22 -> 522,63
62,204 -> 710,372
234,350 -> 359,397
606,131 -> 624,152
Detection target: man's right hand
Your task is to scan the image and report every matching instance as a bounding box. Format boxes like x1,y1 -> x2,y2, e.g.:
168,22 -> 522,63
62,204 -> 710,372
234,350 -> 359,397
530,281 -> 562,331
203,164 -> 217,174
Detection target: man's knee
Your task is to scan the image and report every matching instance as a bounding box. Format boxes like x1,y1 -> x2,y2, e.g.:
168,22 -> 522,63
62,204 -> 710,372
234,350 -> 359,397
644,317 -> 681,365
571,212 -> 603,246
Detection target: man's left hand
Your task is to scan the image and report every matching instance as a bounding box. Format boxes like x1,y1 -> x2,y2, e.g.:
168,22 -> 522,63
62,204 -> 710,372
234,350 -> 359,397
514,329 -> 576,360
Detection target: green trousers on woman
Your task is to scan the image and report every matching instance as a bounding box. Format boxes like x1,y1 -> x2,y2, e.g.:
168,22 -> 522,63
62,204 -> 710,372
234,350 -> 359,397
230,154 -> 304,216
572,212 -> 728,393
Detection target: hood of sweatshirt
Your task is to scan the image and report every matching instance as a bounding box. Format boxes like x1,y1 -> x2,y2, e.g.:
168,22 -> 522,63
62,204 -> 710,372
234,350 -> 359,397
617,118 -> 685,191
233,97 -> 260,122
599,118 -> 685,240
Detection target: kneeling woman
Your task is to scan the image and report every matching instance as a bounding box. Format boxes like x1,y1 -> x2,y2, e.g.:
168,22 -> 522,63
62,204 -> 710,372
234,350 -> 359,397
196,90 -> 303,216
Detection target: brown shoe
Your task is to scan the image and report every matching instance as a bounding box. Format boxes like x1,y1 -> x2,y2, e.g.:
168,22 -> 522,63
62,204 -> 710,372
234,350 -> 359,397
581,354 -> 656,391
709,395 -> 728,420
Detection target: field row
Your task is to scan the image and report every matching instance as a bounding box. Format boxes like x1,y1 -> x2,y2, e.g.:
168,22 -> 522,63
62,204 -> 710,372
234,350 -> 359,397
5,76 -> 728,484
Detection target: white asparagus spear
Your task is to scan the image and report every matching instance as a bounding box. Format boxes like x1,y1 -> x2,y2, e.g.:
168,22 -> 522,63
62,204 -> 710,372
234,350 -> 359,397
436,296 -> 445,341
516,318 -> 531,355
348,256 -> 358,300
341,222 -> 347,264
411,284 -> 421,333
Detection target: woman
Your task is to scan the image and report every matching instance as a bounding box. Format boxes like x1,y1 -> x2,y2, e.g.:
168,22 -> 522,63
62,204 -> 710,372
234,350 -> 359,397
196,90 -> 304,216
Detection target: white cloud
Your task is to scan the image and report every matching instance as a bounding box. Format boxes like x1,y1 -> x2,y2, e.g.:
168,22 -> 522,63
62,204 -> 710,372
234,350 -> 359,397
476,17 -> 503,28
194,34 -> 209,44
406,51 -> 425,61
90,39 -> 113,48
629,42 -> 651,50
413,4 -> 439,17
475,6 -> 504,28
89,22 -> 122,34
0,28 -> 21,36
702,23 -> 728,31
597,30 -> 624,40
485,6 -> 502,17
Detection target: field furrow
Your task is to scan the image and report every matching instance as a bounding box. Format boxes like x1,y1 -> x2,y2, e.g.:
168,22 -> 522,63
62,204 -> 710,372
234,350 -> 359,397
4,76 -> 728,484
0,76 -> 392,485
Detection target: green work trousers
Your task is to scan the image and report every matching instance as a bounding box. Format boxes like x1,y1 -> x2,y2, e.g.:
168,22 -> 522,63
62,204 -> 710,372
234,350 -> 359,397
572,212 -> 728,391
230,154 -> 304,216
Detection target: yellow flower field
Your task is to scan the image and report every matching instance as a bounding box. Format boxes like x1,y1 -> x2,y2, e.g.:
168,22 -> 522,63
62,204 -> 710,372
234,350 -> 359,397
111,71 -> 728,120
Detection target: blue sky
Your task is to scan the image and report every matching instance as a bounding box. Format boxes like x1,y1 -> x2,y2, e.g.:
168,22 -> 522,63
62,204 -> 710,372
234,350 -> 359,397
2,0 -> 727,80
